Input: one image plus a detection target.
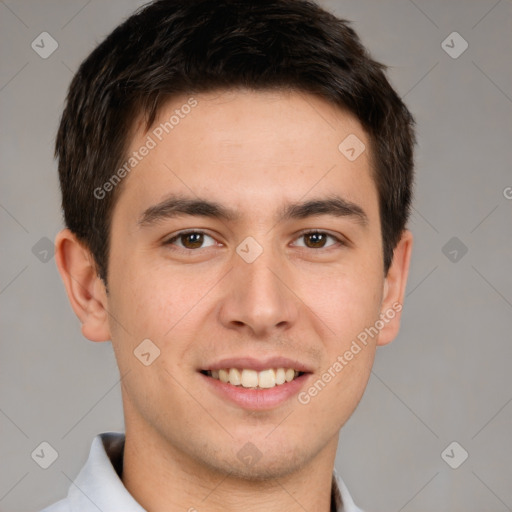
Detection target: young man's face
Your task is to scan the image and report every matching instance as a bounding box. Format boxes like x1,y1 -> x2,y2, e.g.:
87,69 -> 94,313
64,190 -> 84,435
62,89 -> 411,480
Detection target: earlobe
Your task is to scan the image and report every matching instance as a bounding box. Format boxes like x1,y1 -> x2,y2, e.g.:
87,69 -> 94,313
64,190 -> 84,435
377,229 -> 413,346
54,229 -> 111,342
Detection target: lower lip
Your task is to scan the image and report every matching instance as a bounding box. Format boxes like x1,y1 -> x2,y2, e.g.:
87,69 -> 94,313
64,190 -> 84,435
199,372 -> 311,410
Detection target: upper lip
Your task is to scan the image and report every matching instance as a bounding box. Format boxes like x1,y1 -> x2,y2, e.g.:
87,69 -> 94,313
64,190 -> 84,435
200,356 -> 314,373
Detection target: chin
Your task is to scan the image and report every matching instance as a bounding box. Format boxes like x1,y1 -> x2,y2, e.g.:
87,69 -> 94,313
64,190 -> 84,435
196,440 -> 316,482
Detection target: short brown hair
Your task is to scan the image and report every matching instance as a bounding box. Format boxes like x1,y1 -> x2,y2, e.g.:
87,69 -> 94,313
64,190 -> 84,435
56,0 -> 416,284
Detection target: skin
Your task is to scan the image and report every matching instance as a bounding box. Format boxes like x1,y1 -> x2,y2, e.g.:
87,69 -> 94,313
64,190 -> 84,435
55,89 -> 412,512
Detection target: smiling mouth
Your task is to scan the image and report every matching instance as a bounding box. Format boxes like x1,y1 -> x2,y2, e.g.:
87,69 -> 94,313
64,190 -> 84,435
200,368 -> 306,389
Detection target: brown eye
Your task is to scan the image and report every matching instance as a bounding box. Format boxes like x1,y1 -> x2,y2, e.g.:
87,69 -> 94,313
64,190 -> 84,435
165,231 -> 216,250
293,231 -> 341,249
180,232 -> 204,249
304,232 -> 328,248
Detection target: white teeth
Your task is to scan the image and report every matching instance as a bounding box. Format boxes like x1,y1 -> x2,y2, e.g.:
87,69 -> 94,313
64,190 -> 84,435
241,369 -> 259,388
229,368 -> 241,385
258,369 -> 276,388
207,367 -> 302,388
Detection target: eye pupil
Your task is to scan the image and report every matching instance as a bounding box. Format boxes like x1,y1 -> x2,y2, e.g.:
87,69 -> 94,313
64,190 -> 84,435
183,232 -> 203,248
305,232 -> 326,248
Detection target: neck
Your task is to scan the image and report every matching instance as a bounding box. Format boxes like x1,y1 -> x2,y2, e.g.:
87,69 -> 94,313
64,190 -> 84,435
121,421 -> 339,512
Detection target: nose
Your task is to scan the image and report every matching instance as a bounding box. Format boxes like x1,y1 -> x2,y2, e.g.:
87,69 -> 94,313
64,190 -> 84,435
218,243 -> 299,338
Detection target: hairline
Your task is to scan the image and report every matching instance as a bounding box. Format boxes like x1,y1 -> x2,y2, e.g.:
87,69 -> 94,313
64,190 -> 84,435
100,86 -> 385,285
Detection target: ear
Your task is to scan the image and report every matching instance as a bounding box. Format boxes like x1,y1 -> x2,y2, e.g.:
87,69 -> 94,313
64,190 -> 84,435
54,228 -> 111,342
376,229 -> 413,346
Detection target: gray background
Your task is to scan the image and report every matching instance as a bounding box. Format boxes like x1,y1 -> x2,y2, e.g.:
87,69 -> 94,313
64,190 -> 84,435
1,0 -> 511,511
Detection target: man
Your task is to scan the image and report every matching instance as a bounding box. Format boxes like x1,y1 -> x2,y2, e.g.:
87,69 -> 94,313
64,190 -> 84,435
43,0 -> 415,510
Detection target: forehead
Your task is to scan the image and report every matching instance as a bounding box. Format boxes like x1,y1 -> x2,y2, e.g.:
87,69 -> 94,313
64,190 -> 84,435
114,89 -> 378,225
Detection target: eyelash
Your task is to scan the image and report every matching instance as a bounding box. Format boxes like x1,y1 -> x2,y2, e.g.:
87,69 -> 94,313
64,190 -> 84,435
163,229 -> 345,252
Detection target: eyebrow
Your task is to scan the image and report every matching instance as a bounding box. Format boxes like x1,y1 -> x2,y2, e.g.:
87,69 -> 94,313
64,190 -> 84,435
137,193 -> 368,228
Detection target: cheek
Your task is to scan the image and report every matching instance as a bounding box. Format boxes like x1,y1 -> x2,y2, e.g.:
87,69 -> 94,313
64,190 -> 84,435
301,262 -> 383,339
108,255 -> 219,351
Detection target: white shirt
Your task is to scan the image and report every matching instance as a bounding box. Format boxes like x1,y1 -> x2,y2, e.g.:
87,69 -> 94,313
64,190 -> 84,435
40,432 -> 364,512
